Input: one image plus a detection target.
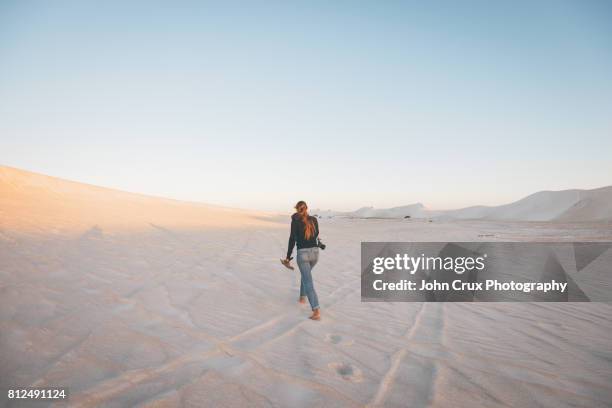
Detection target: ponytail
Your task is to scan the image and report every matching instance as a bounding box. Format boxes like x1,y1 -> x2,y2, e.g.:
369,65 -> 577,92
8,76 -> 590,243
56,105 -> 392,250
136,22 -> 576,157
295,201 -> 315,239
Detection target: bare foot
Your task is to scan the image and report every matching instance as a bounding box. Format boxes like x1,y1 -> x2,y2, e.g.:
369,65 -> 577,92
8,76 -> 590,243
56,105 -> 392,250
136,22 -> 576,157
309,309 -> 321,321
298,296 -> 306,304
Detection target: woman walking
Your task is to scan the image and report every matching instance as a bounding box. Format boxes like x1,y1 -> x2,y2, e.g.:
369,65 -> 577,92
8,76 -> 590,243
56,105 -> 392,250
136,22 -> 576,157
283,201 -> 321,320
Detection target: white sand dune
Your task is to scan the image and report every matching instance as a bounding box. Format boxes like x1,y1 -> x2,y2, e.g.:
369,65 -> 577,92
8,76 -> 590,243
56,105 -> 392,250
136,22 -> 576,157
1,167 -> 612,407
346,204 -> 427,219
320,186 -> 612,222
445,187 -> 612,222
0,165 -> 278,234
554,186 -> 612,222
312,204 -> 428,219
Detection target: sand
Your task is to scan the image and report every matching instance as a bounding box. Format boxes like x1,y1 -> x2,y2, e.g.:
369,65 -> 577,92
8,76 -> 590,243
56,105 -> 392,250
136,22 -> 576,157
1,167 -> 612,407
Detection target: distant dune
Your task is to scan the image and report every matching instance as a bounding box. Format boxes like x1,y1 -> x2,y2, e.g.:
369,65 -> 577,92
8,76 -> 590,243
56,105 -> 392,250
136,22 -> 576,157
443,187 -> 612,222
553,186 -> 612,222
336,203 -> 428,219
0,166 -> 279,234
316,186 -> 612,222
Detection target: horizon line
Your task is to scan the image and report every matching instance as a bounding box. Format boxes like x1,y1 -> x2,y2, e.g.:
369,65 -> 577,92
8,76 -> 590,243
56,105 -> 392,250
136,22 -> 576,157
2,164 -> 611,214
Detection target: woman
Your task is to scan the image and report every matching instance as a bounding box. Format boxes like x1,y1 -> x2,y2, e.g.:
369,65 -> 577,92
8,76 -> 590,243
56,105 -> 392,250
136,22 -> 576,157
284,201 -> 321,320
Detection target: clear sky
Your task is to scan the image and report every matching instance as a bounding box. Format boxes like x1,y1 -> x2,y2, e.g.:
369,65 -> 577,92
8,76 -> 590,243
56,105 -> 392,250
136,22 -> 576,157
1,1 -> 611,211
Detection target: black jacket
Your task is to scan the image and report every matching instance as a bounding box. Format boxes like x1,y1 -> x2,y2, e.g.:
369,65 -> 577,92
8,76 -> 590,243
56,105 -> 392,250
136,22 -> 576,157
287,213 -> 319,259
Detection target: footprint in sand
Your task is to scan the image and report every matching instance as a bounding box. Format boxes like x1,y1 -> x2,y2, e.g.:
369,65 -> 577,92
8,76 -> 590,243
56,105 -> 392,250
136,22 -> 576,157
327,334 -> 342,344
325,334 -> 354,346
328,362 -> 363,382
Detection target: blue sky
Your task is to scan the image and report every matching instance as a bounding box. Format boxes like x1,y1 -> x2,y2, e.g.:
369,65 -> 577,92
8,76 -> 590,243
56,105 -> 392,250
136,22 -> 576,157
1,1 -> 611,211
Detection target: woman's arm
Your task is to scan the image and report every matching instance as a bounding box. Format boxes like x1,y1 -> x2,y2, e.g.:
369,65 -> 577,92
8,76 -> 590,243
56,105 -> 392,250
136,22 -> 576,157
286,218 -> 297,260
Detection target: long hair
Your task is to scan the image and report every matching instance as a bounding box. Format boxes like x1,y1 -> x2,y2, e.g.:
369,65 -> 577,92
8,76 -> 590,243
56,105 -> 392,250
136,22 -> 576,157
295,201 -> 315,240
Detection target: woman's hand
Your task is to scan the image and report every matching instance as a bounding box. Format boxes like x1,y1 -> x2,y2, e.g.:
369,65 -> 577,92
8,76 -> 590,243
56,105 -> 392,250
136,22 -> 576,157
280,257 -> 294,270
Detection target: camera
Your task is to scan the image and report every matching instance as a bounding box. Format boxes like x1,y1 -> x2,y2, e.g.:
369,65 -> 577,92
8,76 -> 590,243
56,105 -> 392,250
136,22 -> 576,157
317,238 -> 326,250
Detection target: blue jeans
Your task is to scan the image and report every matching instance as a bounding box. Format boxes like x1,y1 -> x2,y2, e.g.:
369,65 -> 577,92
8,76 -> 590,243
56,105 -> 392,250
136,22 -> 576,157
297,247 -> 320,310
